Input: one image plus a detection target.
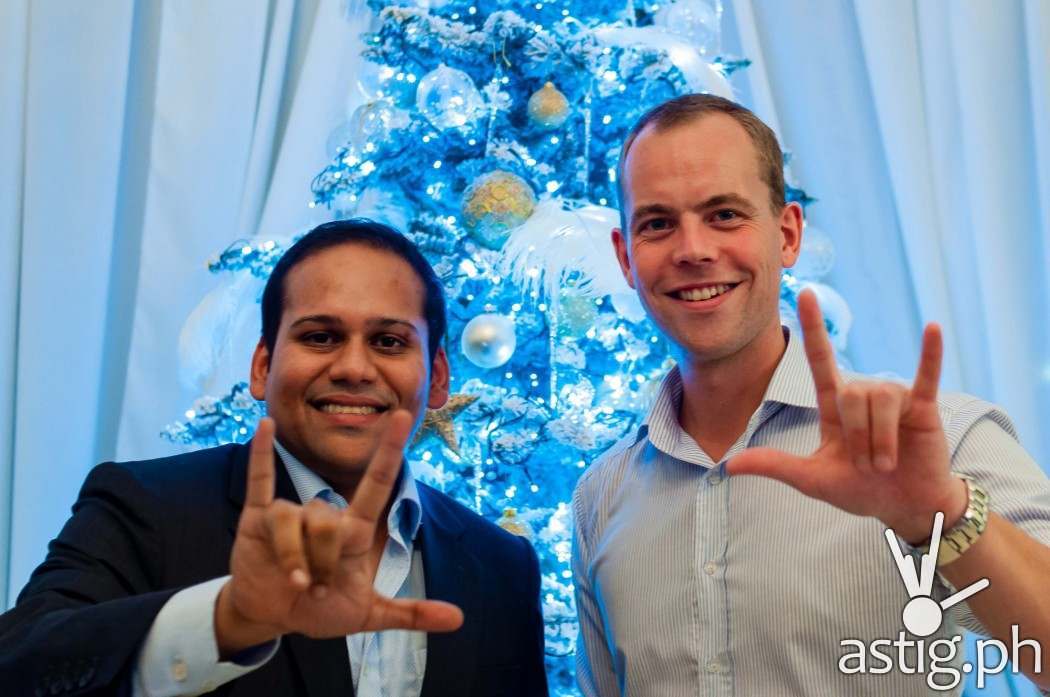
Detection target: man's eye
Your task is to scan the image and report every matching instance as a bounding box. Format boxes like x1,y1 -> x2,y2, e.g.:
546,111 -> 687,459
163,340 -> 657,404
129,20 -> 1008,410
303,332 -> 335,345
374,335 -> 407,349
639,218 -> 672,234
712,209 -> 739,223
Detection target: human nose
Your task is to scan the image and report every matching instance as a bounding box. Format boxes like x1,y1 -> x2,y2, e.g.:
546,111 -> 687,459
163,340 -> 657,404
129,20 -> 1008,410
327,338 -> 378,384
670,216 -> 719,266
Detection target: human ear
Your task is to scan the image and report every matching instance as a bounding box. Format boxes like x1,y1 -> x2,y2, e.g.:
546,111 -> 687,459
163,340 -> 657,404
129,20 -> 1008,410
249,338 -> 270,401
779,202 -> 804,267
427,347 -> 451,409
611,227 -> 636,289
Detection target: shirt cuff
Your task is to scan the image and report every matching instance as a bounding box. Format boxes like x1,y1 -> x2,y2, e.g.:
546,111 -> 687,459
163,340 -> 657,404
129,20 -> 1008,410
133,576 -> 280,697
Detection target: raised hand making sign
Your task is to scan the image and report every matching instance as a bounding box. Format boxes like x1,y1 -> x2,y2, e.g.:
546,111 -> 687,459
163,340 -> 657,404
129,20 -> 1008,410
727,289 -> 969,544
215,412 -> 463,656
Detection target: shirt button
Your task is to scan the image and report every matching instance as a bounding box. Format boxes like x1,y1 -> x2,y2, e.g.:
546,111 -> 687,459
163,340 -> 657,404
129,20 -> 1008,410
708,474 -> 722,486
703,561 -> 718,576
171,659 -> 188,682
706,658 -> 723,674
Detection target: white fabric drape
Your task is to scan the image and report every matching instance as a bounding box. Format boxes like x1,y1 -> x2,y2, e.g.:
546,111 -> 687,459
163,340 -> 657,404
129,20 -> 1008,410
727,0 -> 1049,467
2,0 -> 139,609
1,0 -> 372,606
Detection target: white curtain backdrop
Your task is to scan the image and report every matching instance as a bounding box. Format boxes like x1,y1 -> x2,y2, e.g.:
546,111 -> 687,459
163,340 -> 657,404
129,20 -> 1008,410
2,7 -> 1048,694
726,0 -> 1049,463
0,0 -> 374,606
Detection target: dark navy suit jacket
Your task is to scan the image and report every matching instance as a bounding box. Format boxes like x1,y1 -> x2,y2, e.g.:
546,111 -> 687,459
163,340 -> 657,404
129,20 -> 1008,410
0,443 -> 548,697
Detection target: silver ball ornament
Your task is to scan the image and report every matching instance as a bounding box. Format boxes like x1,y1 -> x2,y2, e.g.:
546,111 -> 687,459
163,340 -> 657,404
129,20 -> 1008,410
461,314 -> 517,369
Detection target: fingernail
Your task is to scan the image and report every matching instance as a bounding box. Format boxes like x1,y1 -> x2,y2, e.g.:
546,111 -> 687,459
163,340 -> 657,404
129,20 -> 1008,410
874,455 -> 894,472
311,584 -> 328,600
290,569 -> 310,588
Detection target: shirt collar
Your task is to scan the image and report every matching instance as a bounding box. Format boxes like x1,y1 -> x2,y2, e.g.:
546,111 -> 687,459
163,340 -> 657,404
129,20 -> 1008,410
273,440 -> 423,549
639,326 -> 818,453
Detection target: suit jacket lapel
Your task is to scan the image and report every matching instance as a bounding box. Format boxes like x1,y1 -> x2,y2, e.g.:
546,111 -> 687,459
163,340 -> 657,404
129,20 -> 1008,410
418,485 -> 480,697
226,443 -> 354,697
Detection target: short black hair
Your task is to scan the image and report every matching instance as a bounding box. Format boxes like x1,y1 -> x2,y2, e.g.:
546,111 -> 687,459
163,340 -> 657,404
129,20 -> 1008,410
260,219 -> 447,362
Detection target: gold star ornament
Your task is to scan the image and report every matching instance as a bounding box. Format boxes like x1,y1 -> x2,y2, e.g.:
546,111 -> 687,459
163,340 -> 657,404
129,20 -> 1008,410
412,393 -> 478,454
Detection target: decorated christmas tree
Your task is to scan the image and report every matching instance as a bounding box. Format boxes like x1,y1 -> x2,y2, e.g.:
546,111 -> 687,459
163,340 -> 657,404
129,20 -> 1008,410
166,1 -> 850,691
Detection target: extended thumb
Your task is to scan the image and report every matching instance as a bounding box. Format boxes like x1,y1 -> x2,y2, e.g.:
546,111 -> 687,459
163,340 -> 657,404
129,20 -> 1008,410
727,448 -> 808,487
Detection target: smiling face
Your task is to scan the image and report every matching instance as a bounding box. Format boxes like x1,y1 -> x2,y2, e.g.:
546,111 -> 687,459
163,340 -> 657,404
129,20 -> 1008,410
613,113 -> 803,366
249,243 -> 449,490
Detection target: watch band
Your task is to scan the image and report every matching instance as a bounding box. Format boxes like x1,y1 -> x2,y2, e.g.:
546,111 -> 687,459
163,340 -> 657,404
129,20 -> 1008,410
917,475 -> 990,566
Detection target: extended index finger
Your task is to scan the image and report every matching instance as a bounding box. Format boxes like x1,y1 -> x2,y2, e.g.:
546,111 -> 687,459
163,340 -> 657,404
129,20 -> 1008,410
910,323 -> 943,404
245,417 -> 277,508
345,409 -> 414,531
797,289 -> 842,415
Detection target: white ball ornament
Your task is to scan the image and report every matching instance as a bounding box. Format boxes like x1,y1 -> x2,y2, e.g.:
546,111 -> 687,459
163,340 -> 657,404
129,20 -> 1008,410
461,314 -> 517,369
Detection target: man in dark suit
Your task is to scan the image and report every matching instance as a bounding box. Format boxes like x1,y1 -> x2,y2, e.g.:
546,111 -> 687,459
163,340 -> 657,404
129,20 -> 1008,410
0,219 -> 548,697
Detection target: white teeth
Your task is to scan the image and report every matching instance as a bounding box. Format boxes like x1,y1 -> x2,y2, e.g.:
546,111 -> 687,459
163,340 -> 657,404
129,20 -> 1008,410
676,284 -> 731,301
319,404 -> 380,415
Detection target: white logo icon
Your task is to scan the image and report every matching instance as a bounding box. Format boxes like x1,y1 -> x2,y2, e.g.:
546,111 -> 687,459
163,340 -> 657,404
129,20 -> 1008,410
884,512 -> 990,636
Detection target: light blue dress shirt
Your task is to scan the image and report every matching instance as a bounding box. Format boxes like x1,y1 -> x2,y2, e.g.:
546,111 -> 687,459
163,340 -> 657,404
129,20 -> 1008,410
573,328 -> 1050,696
276,441 -> 428,695
132,441 -> 427,697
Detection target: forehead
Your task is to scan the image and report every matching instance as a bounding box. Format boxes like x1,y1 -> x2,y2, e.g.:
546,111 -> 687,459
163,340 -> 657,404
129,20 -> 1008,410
622,114 -> 763,207
282,243 -> 426,324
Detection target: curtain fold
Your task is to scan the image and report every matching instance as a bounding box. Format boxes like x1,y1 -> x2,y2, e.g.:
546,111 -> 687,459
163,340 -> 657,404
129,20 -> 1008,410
0,0 -> 30,610
5,0 -> 137,605
735,0 -> 1049,468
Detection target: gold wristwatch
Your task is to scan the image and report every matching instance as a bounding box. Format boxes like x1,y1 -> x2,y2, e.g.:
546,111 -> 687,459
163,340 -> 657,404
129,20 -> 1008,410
917,475 -> 990,566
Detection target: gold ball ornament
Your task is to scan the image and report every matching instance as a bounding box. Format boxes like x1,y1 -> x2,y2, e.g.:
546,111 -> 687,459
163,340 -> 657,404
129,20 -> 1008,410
496,507 -> 534,540
527,81 -> 570,128
461,170 -> 537,249
557,292 -> 599,336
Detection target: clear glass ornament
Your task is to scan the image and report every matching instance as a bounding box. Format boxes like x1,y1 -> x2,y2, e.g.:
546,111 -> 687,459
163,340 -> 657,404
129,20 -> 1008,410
416,64 -> 484,130
654,0 -> 723,56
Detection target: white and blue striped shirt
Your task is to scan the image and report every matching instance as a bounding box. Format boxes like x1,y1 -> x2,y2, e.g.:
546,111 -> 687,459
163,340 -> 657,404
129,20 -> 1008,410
573,328 -> 1050,696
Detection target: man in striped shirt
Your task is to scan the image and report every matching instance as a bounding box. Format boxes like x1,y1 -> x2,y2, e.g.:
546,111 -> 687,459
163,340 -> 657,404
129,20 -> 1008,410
572,93 -> 1050,695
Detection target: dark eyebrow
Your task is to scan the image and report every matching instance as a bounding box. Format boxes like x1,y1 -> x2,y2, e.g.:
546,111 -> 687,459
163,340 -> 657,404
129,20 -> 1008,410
289,314 -> 341,329
288,314 -> 419,335
372,318 -> 420,335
